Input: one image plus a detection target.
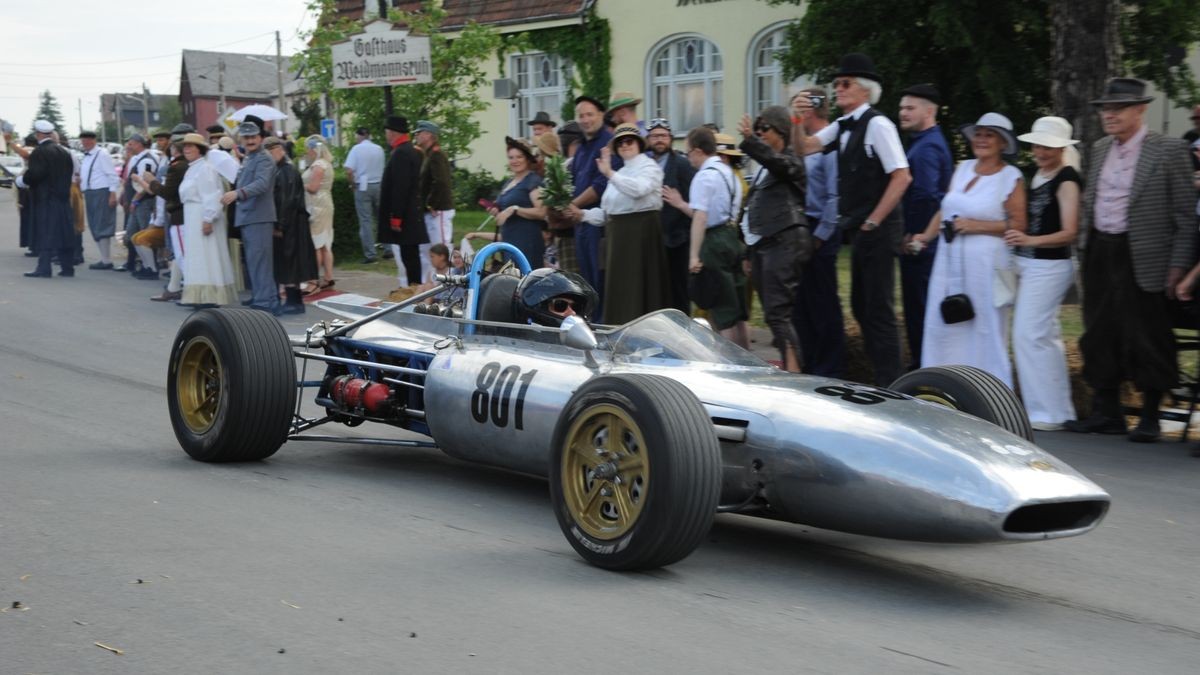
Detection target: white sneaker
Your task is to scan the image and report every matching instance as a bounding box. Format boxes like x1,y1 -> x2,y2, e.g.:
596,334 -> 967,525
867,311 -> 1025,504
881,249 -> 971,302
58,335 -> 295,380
1031,421 -> 1064,431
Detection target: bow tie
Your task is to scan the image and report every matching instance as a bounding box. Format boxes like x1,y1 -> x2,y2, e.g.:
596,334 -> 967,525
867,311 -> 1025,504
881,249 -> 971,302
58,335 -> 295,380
838,116 -> 858,133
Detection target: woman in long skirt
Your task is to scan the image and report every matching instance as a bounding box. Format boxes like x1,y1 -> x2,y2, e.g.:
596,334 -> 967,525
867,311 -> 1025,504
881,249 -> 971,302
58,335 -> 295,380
177,133 -> 238,307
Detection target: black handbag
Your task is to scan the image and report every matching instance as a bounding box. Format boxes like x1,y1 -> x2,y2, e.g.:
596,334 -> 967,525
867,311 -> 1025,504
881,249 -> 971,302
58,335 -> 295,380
939,222 -> 974,324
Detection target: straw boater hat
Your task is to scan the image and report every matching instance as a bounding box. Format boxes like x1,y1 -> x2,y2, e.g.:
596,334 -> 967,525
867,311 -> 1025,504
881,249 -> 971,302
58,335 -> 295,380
714,133 -> 744,158
1017,117 -> 1079,148
958,112 -> 1018,156
607,125 -> 645,152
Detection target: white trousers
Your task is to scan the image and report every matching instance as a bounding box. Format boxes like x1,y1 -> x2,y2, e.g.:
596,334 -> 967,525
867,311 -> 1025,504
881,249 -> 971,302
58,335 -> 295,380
1012,256 -> 1077,425
420,210 -> 455,284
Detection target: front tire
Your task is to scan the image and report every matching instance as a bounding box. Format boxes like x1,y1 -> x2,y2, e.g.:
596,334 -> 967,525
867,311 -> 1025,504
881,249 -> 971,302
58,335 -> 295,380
549,374 -> 721,570
167,309 -> 297,462
890,365 -> 1033,441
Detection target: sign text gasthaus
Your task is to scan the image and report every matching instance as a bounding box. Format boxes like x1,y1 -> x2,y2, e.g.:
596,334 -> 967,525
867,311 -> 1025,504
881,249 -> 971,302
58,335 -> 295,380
331,20 -> 432,90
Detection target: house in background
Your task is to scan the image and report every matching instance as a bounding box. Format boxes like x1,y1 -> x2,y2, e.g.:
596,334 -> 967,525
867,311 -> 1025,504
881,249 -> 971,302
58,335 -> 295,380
100,92 -> 176,138
179,49 -> 299,132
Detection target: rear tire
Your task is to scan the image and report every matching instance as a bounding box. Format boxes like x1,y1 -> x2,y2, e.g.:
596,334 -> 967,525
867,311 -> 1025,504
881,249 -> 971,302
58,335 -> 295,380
890,365 -> 1033,441
167,309 -> 297,462
549,374 -> 721,570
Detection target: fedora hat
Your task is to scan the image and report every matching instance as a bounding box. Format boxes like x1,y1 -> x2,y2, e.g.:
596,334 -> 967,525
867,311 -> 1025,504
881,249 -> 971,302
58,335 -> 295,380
607,125 -> 645,153
607,91 -> 642,111
959,112 -> 1018,156
1017,116 -> 1079,148
833,53 -> 882,84
1090,77 -> 1154,106
527,111 -> 557,128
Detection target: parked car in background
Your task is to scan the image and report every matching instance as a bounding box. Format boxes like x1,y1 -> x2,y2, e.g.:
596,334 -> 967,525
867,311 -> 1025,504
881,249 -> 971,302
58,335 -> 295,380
0,155 -> 25,188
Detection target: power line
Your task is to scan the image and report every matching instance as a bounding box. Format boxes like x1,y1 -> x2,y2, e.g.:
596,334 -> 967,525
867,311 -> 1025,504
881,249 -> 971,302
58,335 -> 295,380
0,31 -> 276,67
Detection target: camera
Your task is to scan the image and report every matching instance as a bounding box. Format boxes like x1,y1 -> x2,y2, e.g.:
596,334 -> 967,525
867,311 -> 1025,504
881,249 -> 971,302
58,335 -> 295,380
809,95 -> 826,109
941,219 -> 957,243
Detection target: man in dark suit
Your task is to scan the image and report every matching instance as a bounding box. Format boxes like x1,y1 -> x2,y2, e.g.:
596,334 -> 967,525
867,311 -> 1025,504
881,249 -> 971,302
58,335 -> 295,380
19,120 -> 77,278
1066,78 -> 1199,443
649,118 -> 695,314
378,115 -> 428,288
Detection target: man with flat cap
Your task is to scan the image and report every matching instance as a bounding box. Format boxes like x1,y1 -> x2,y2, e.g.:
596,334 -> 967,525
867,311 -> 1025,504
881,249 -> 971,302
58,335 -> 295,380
120,132 -> 160,275
897,83 -> 953,369
220,115 -> 279,313
1067,78 -> 1198,444
343,126 -> 386,263
414,119 -> 454,284
528,111 -> 557,138
794,53 -> 912,386
378,114 -> 428,288
77,129 -> 120,269
19,120 -> 76,278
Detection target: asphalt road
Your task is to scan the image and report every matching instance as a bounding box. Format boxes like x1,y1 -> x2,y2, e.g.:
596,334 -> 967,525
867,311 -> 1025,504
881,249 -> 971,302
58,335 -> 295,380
0,188 -> 1197,674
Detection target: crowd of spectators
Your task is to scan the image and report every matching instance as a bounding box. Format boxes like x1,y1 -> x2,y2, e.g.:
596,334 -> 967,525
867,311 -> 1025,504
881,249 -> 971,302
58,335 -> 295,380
9,54 -> 1200,454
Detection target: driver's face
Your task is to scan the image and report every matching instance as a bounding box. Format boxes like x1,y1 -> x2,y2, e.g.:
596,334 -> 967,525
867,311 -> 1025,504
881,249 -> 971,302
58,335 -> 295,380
547,296 -> 577,318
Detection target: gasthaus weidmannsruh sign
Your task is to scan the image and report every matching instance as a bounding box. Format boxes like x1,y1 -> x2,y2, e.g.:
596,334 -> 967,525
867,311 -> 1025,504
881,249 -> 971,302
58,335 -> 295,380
331,20 -> 432,90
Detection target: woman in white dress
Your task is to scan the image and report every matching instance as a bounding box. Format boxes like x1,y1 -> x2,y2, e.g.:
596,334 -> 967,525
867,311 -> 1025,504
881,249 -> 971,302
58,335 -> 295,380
177,133 -> 238,307
303,135 -> 336,291
910,113 -> 1027,387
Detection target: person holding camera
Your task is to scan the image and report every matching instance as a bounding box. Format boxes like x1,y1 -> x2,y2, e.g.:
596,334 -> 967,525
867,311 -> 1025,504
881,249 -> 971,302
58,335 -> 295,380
910,113 -> 1027,387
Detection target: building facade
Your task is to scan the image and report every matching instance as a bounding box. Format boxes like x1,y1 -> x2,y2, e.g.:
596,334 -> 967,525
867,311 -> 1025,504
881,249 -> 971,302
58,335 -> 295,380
179,49 -> 297,132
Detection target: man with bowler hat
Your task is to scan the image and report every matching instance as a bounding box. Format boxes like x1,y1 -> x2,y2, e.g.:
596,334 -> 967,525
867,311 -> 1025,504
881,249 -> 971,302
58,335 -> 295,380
1066,78 -> 1197,443
795,53 -> 912,386
379,114 -> 428,288
220,115 -> 279,314
897,83 -> 953,369
528,111 -> 557,138
19,120 -> 77,278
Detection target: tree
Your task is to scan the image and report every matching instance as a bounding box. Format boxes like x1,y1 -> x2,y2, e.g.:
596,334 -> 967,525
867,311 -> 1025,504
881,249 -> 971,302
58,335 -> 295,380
294,0 -> 501,162
767,0 -> 1200,148
291,96 -> 323,137
32,90 -> 67,139
157,97 -> 183,130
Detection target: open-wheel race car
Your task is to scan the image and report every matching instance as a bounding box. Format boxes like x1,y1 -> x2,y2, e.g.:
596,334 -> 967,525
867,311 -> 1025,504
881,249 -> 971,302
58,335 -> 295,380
167,243 -> 1110,571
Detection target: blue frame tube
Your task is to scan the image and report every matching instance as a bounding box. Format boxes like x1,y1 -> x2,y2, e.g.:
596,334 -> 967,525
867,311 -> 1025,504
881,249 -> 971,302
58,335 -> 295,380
465,242 -> 532,329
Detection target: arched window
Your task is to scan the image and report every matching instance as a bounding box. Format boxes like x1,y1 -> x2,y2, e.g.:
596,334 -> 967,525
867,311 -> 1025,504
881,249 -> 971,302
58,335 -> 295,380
646,35 -> 723,135
747,25 -> 807,113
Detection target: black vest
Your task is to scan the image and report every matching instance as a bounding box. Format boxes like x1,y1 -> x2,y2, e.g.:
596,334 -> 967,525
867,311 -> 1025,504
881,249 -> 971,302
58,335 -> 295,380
832,108 -> 900,226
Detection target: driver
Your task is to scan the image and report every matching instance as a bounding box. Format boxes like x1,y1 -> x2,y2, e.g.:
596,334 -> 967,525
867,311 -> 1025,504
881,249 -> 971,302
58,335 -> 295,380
513,268 -> 599,327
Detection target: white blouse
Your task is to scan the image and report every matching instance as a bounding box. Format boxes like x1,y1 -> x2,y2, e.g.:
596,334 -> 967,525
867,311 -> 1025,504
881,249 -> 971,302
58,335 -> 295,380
581,153 -> 664,225
179,157 -> 225,224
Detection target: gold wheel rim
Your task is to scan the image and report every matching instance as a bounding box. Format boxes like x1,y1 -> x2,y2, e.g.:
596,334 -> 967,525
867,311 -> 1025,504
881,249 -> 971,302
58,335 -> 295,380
177,336 -> 222,434
914,390 -> 957,409
560,403 -> 649,540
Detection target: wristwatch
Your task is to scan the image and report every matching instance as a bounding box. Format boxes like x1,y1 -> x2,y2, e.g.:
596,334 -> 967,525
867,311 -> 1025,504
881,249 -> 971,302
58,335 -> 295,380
863,219 -> 879,231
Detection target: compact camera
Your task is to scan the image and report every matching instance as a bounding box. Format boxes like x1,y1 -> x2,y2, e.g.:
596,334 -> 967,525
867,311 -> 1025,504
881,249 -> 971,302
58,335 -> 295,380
809,95 -> 826,109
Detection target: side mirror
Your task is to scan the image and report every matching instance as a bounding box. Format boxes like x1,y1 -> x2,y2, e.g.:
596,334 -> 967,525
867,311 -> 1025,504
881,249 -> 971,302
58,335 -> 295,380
559,315 -> 599,351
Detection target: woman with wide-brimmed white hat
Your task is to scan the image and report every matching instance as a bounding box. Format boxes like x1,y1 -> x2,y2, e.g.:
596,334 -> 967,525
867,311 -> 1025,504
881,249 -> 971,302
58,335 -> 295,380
911,112 -> 1027,387
1003,116 -> 1082,430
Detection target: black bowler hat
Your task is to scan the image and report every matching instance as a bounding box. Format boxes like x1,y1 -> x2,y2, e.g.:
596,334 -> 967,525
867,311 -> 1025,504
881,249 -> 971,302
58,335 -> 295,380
899,83 -> 941,105
1090,77 -> 1154,106
206,124 -> 225,135
527,111 -> 557,128
574,95 -> 607,112
79,130 -> 97,139
385,115 -> 408,133
833,53 -> 882,84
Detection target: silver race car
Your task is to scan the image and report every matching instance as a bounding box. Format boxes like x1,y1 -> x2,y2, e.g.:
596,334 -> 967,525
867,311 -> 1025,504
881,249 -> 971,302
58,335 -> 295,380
167,243 -> 1109,570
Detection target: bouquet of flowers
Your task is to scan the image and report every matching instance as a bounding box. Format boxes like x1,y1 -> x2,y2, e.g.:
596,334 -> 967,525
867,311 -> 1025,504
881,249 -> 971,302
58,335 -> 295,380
540,154 -> 574,232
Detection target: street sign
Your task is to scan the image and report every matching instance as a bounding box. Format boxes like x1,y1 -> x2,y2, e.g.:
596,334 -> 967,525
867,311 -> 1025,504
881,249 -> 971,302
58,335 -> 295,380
320,119 -> 336,139
330,20 -> 432,90
218,108 -> 240,133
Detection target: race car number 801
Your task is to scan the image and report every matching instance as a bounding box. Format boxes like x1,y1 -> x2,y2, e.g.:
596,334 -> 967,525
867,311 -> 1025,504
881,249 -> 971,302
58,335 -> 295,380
471,362 -> 538,429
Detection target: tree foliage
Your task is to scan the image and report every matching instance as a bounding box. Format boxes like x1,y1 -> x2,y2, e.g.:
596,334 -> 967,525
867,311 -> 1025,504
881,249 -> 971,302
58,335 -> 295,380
294,0 -> 500,162
767,0 -> 1200,146
498,9 -> 613,120
158,96 -> 183,130
291,96 -> 323,137
32,90 -> 67,138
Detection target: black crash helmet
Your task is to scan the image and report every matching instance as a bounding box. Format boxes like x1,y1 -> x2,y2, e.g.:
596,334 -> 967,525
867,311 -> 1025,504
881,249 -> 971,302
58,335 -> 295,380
513,268 -> 599,327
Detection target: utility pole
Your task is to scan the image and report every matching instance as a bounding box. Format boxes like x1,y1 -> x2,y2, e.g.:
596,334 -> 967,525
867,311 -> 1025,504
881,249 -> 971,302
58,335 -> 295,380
115,98 -> 122,142
218,58 -> 226,117
276,30 -> 288,135
378,0 -> 394,115
77,98 -> 83,137
141,83 -> 150,135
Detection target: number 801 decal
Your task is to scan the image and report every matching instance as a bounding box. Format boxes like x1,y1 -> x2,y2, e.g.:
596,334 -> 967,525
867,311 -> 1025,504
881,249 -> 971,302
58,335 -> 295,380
471,362 -> 537,429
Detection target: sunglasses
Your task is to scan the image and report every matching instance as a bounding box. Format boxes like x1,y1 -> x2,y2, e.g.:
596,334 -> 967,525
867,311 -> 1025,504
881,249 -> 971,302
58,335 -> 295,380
833,78 -> 855,89
549,297 -> 576,314
615,136 -> 640,146
754,125 -> 774,135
